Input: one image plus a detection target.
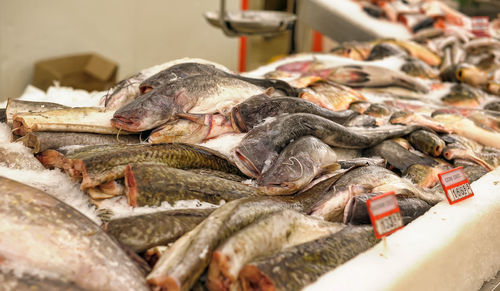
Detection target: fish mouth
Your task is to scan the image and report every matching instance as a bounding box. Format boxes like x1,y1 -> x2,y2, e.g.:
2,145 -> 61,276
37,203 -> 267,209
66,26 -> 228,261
139,85 -> 153,95
111,115 -> 142,132
233,149 -> 260,178
230,108 -> 248,133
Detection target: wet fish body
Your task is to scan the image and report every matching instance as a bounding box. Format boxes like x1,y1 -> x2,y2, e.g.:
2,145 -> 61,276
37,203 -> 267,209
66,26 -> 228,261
112,74 -> 266,132
230,93 -> 359,132
238,226 -> 378,291
0,176 -> 148,291
234,113 -> 423,178
124,163 -> 262,207
407,129 -> 446,157
104,208 -> 215,253
206,210 -> 344,291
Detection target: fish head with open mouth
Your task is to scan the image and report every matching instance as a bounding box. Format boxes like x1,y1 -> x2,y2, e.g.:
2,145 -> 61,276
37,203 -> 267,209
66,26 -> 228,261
111,86 -> 186,132
230,93 -> 271,132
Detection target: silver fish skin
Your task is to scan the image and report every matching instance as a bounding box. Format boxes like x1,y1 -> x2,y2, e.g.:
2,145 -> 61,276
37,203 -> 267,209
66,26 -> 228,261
112,74 -> 266,132
233,113 -> 423,178
257,136 -> 339,195
0,176 -> 148,291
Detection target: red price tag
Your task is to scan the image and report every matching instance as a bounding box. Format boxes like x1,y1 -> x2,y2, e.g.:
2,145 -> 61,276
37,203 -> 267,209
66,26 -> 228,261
438,166 -> 474,205
471,16 -> 490,37
367,191 -> 404,239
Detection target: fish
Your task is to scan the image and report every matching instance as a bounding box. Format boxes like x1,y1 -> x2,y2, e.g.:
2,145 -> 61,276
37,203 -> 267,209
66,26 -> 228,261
5,98 -> 68,125
0,271 -> 86,291
0,176 -> 149,291
206,210 -> 344,291
441,83 -> 485,108
15,131 -> 141,154
139,62 -> 297,97
404,160 -> 451,188
86,180 -> 125,200
455,64 -> 490,87
238,225 -> 378,291
463,38 -> 500,55
378,39 -> 441,66
146,197 -> 303,291
40,143 -> 242,189
124,163 -> 263,207
101,58 -> 233,110
330,42 -> 373,60
400,57 -> 439,79
111,74 -> 267,132
233,113 -> 423,178
230,93 -> 359,132
442,144 -> 494,172
484,101 -> 500,112
411,27 -> 445,43
343,114 -> 377,127
310,166 -> 445,221
453,159 -> 489,183
186,168 -> 244,182
363,103 -> 394,125
144,246 -> 170,268
487,81 -> 500,96
433,113 -> 500,149
12,107 -> 133,136
344,194 -> 431,225
363,139 -> 437,173
148,114 -> 235,144
299,80 -> 367,111
104,208 -> 215,253
407,129 -> 446,157
467,110 -> 500,132
348,101 -> 371,113
257,136 -> 340,195
366,42 -> 407,61
327,65 -> 430,93
337,156 -> 386,169
390,111 -> 451,133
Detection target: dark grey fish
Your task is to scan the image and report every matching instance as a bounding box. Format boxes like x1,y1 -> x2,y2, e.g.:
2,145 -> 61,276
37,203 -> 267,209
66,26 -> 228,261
363,139 -> 437,172
234,113 -> 423,178
344,193 -> 431,225
230,93 -> 359,132
104,208 -> 215,253
366,43 -> 407,61
238,226 -> 378,291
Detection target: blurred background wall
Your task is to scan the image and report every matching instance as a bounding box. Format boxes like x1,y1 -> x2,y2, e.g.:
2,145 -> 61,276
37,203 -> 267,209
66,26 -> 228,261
0,0 -> 240,100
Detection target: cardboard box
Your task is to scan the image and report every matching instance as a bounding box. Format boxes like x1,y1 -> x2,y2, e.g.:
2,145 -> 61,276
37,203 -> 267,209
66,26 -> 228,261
32,53 -> 118,92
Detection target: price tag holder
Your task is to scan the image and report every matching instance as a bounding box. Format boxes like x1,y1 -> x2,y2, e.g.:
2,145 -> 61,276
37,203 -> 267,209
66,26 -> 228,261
367,191 -> 404,239
471,16 -> 490,37
438,166 -> 474,205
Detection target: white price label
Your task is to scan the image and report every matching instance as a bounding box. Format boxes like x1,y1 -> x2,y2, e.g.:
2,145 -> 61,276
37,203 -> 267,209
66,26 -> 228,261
374,212 -> 403,236
448,183 -> 473,202
440,168 -> 466,187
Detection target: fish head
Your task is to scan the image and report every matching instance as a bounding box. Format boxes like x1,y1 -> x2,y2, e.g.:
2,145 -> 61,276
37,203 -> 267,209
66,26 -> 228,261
403,164 -> 438,188
456,65 -> 488,87
230,93 -> 271,132
257,155 -> 313,195
232,147 -> 265,178
331,45 -> 366,60
111,88 -> 183,132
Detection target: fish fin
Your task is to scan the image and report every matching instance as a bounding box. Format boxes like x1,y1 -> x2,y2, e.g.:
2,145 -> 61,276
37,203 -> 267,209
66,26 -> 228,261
321,163 -> 341,174
176,113 -> 206,125
346,70 -> 370,84
265,87 -> 275,96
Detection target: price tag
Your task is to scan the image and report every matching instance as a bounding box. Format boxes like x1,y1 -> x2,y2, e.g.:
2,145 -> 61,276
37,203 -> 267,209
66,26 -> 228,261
367,191 -> 404,239
471,16 -> 490,37
438,166 -> 474,204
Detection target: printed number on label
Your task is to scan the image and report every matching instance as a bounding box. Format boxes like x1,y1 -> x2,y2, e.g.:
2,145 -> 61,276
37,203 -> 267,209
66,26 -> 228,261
375,212 -> 403,235
448,183 -> 472,202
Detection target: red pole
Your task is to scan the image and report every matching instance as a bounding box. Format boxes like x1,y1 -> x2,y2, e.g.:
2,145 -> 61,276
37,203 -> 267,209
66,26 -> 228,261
239,0 -> 249,72
312,30 -> 323,52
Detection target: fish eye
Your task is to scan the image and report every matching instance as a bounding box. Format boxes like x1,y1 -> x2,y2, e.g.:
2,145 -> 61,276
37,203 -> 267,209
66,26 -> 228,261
346,48 -> 352,54
456,69 -> 464,80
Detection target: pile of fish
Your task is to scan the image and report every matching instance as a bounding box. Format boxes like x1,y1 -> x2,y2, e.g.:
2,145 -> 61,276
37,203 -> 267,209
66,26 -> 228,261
2,28 -> 500,291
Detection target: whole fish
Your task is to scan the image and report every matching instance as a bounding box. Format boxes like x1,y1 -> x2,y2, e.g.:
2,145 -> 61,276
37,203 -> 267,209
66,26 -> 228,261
102,58 -> 233,110
433,113 -> 500,149
238,226 -> 378,291
15,131 -> 141,154
327,65 -> 430,93
104,208 -> 215,253
5,99 -> 68,125
363,139 -> 437,173
124,163 -> 263,207
229,93 -> 359,132
111,75 -> 267,132
257,136 -> 339,195
233,113 -> 423,178
139,62 -> 297,97
366,42 -> 407,61
311,166 -> 445,221
344,194 -> 431,225
12,107 -> 133,135
408,129 -> 446,157
0,176 -> 148,291
148,114 -> 235,144
400,57 -> 438,79
41,143 -> 242,189
377,39 -> 441,66
206,210 -> 344,291
146,197 -> 302,291
442,139 -> 494,172
455,64 -> 490,88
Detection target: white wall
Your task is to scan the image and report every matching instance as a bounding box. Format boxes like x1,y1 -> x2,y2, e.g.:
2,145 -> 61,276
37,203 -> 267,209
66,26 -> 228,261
0,0 -> 239,101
